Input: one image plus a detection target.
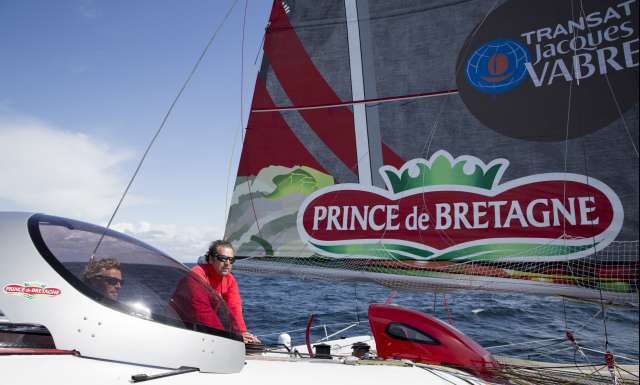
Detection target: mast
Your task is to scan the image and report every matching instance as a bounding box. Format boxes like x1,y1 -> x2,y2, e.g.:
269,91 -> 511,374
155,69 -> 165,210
345,0 -> 385,187
345,0 -> 372,185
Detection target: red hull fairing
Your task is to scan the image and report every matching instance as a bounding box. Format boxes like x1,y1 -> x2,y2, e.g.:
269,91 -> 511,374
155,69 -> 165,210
369,304 -> 498,380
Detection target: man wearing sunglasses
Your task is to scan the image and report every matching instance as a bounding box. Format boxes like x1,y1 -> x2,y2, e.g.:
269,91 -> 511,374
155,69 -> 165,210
81,257 -> 123,301
191,240 -> 260,344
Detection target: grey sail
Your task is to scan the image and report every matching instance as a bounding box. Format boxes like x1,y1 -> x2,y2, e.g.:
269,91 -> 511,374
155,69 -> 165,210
225,0 -> 639,306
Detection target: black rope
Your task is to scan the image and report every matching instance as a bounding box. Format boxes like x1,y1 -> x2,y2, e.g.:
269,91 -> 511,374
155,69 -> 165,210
501,363 -> 613,370
562,297 -> 569,331
616,365 -> 640,379
353,283 -> 360,323
497,363 -> 622,385
239,0 -> 248,143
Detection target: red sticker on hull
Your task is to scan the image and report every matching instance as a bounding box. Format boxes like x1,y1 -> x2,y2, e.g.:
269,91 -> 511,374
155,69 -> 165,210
3,283 -> 62,299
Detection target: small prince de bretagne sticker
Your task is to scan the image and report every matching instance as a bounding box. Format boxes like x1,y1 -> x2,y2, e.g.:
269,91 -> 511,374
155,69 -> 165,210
3,282 -> 62,299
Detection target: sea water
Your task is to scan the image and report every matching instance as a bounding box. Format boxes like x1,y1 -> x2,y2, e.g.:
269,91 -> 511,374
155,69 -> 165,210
235,271 -> 639,364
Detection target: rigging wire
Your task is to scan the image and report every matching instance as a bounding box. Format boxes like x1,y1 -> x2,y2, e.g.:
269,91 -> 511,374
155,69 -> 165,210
375,0 -> 501,257
563,297 -> 569,331
232,1 -> 274,255
409,0 -> 503,256
561,0 -> 577,242
530,338 -> 572,353
561,297 -> 589,368
234,0 -> 278,255
562,293 -> 591,372
256,320 -> 364,338
597,288 -> 623,385
252,0 -> 271,66
239,0 -> 249,144
579,347 -> 639,364
497,361 -> 631,385
615,365 -> 640,379
557,0 -> 580,296
223,0 -> 249,237
572,308 -> 603,335
486,337 -> 565,350
576,0 -> 638,158
560,4 -> 624,343
90,0 -> 240,259
353,283 -> 360,323
253,30 -> 266,65
443,293 -> 453,325
598,290 -> 610,353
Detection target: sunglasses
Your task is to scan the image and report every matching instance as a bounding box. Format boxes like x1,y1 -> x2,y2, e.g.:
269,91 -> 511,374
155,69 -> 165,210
96,276 -> 123,286
214,255 -> 235,264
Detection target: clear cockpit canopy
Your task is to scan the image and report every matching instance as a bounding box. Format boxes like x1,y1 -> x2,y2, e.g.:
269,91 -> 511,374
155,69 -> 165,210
29,214 -> 242,340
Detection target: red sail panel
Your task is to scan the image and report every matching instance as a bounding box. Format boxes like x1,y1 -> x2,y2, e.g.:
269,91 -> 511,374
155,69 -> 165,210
382,144 -> 404,169
238,77 -> 327,177
263,1 -> 404,173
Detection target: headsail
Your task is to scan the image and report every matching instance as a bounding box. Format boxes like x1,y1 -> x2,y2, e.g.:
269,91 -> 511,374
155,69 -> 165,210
226,0 -> 639,306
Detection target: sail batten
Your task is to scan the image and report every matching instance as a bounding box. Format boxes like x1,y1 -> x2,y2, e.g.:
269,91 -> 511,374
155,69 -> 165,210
250,89 -> 460,112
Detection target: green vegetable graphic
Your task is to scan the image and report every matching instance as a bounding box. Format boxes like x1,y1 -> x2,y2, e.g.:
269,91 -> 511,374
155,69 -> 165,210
265,166 -> 334,199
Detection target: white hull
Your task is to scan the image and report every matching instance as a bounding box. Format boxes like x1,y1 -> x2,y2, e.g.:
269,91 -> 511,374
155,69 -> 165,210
0,350 -> 485,385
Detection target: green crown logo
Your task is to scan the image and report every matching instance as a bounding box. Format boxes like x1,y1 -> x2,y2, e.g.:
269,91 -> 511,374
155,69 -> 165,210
379,150 -> 509,193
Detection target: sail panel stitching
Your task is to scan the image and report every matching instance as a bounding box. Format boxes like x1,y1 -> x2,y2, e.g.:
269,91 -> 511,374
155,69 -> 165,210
250,89 -> 459,113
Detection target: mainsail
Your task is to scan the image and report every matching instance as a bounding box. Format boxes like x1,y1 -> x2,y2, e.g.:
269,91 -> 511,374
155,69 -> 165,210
226,0 -> 639,306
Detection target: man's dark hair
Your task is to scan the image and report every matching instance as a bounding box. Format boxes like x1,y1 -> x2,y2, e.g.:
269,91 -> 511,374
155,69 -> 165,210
81,257 -> 121,282
206,240 -> 235,262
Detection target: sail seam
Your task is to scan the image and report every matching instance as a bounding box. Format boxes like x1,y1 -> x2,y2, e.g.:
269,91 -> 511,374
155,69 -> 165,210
250,89 -> 459,113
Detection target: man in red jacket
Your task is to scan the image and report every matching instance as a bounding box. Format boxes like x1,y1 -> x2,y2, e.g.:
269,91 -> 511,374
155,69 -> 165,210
191,240 -> 260,344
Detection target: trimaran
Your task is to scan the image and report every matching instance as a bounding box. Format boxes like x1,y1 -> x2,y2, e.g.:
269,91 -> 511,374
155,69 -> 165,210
1,1 -> 638,384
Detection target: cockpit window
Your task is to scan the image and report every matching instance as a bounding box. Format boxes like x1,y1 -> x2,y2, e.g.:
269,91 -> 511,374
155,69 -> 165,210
386,323 -> 440,345
28,214 -> 242,341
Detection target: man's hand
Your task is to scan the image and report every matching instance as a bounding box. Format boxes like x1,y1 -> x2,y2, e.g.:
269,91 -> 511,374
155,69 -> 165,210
243,331 -> 261,344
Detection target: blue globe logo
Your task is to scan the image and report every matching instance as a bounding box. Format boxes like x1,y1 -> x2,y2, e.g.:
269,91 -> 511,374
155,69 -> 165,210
465,39 -> 531,94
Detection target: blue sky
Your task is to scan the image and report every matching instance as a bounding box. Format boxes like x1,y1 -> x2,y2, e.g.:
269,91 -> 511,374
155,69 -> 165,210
0,0 -> 273,260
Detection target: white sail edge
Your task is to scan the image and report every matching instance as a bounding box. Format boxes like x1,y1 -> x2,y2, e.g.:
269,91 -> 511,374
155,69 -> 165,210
346,0 -> 372,186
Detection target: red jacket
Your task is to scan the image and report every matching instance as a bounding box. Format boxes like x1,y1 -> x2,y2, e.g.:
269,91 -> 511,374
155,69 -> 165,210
191,263 -> 247,332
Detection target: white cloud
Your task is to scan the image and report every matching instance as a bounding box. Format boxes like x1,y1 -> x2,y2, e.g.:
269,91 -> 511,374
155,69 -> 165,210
0,116 -> 223,263
0,117 -> 135,221
112,221 -> 222,262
